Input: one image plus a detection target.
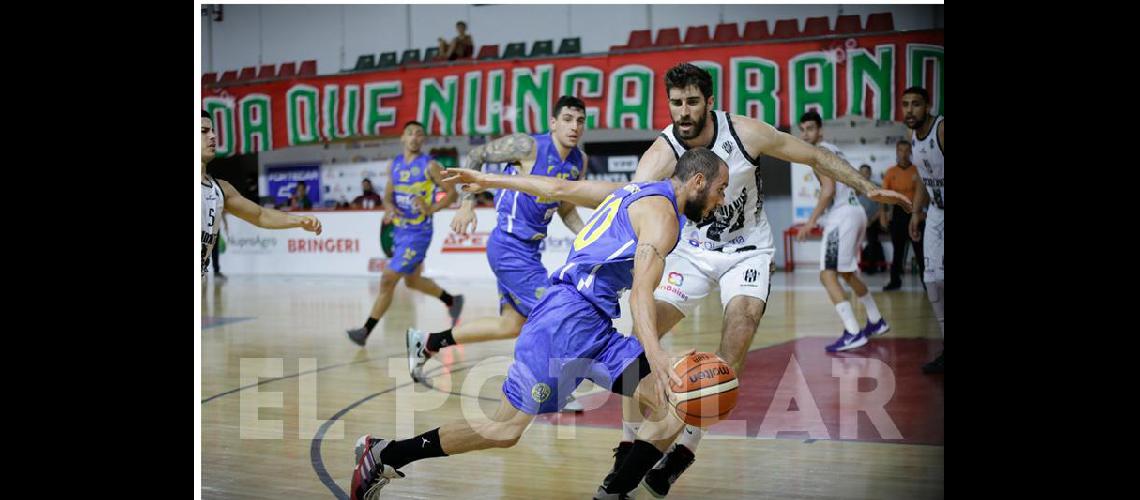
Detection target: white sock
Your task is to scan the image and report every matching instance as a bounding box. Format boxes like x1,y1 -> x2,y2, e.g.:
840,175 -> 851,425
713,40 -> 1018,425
835,302 -> 860,334
677,425 -> 704,452
622,420 -> 642,442
858,293 -> 883,323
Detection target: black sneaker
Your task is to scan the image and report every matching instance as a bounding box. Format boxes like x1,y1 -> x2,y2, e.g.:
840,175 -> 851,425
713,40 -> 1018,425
882,281 -> 902,291
642,444 -> 695,498
601,441 -> 634,489
922,351 -> 944,374
347,327 -> 370,347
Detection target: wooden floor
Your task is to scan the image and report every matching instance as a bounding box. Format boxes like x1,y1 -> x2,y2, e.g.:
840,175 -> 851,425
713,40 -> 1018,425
200,270 -> 943,499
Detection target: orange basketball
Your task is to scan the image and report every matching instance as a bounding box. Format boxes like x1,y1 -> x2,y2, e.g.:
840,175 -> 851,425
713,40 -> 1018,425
671,352 -> 739,427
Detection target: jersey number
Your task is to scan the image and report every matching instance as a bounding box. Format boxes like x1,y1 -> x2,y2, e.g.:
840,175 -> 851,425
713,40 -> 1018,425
573,194 -> 622,251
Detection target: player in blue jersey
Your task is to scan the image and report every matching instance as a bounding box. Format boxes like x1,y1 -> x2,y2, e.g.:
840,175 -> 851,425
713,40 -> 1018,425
347,120 -> 463,347
349,148 -> 730,500
404,96 -> 588,387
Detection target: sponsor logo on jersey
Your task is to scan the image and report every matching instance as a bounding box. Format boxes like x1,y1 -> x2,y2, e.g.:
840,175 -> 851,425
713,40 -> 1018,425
531,383 -> 551,403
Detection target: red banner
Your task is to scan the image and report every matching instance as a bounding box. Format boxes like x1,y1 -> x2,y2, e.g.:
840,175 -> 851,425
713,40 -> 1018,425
203,30 -> 943,157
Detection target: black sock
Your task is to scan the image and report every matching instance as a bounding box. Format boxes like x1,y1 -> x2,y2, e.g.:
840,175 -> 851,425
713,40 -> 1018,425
438,290 -> 454,307
378,428 -> 447,470
364,317 -> 379,334
427,329 -> 456,352
605,440 -> 664,494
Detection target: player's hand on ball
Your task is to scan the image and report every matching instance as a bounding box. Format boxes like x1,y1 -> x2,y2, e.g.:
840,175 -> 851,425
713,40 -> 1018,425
649,347 -> 691,406
300,216 -> 322,235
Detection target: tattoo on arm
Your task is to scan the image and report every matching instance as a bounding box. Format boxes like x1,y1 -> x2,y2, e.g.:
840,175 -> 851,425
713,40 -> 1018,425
479,134 -> 535,163
636,242 -> 667,262
815,146 -> 875,195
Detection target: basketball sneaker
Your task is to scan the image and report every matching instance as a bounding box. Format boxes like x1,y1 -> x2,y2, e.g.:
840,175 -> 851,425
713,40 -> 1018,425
350,435 -> 404,500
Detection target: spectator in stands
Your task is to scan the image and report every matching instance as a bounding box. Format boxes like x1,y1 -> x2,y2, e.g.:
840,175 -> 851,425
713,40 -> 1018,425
353,178 -> 385,209
288,182 -> 313,210
438,21 -> 474,60
881,140 -> 924,290
858,165 -> 887,274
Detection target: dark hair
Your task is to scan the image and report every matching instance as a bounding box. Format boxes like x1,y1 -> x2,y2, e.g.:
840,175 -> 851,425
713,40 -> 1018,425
896,139 -> 911,148
673,147 -> 724,182
362,178 -> 373,185
202,110 -> 211,119
859,164 -> 872,171
552,95 -> 586,118
403,120 -> 425,132
457,21 -> 467,28
799,110 -> 822,128
664,63 -> 713,100
902,86 -> 929,104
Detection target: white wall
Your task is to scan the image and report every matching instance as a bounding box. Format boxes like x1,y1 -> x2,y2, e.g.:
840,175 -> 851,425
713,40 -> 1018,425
344,5 -> 409,64
571,4 -> 650,52
206,5 -> 261,73
262,5 -> 345,71
202,4 -> 941,74
650,5 -> 723,36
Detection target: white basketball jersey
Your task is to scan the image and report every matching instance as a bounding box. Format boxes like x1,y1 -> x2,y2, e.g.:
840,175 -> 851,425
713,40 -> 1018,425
201,175 -> 225,276
660,111 -> 772,252
817,141 -> 861,219
911,115 -> 944,212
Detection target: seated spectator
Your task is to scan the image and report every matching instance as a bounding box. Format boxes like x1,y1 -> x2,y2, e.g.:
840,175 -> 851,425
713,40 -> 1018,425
438,21 -> 473,60
288,182 -> 313,210
352,178 -> 385,209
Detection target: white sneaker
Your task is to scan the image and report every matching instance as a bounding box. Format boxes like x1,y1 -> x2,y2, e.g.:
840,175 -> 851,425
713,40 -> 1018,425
406,328 -> 428,382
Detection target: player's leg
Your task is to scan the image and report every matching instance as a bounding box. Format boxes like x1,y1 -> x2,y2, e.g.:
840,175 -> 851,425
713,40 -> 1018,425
350,388 -> 535,499
401,232 -> 464,324
605,254 -> 707,489
921,215 -> 944,373
820,223 -> 869,352
347,266 -> 406,346
641,250 -> 773,497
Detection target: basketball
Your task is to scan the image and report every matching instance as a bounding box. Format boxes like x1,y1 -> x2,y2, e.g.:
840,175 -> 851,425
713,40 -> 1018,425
671,352 -> 738,427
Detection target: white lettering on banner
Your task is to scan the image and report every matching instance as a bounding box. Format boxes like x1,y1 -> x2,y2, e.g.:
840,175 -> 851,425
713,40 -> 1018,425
607,155 -> 639,173
266,169 -> 320,182
586,173 -> 630,182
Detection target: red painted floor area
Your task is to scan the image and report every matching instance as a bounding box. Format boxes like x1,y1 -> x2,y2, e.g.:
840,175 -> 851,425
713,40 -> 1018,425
536,338 -> 944,445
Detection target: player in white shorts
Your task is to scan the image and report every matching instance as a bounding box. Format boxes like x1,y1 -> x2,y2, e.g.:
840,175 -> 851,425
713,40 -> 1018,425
795,111 -> 889,353
596,64 -> 912,499
901,87 -> 944,374
201,110 -> 322,277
